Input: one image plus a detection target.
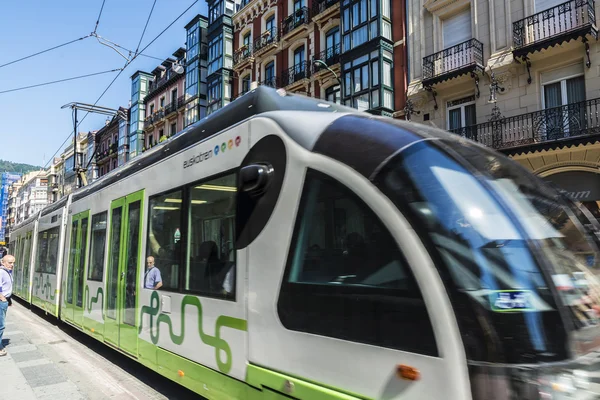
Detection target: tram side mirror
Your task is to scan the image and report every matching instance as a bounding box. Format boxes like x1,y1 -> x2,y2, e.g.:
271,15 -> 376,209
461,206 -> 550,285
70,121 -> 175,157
239,163 -> 274,197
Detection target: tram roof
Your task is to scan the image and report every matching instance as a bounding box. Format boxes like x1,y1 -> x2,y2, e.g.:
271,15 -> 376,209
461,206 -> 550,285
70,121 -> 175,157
70,87 -> 360,202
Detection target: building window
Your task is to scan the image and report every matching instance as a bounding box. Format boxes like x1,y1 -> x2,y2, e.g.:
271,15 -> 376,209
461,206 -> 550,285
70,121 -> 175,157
243,32 -> 251,48
209,0 -> 223,24
208,77 -> 223,113
186,59 -> 199,98
208,34 -> 224,75
326,85 -> 341,104
277,169 -> 437,355
150,104 -> 155,115
266,15 -> 275,35
170,122 -> 177,136
541,64 -> 586,138
447,95 -> 476,134
442,9 -> 471,49
343,51 -> 385,110
171,88 -> 178,105
264,61 -> 275,86
187,24 -> 200,60
342,0 -> 373,51
293,0 -> 304,12
293,46 -> 305,73
242,75 -> 251,94
160,97 -> 165,108
131,76 -> 140,104
326,27 -> 340,58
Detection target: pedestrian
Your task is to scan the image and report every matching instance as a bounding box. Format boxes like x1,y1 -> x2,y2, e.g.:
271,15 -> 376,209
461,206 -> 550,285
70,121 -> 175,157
0,254 -> 14,357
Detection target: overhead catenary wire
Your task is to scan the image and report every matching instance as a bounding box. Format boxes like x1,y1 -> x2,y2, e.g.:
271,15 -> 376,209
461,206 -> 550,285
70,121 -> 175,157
0,68 -> 122,95
135,0 -> 158,55
93,0 -> 107,34
0,36 -> 90,70
37,0 -> 200,173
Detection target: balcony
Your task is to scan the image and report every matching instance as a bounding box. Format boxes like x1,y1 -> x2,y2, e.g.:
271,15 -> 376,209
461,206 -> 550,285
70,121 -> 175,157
253,28 -> 279,57
449,98 -> 600,151
164,102 -> 177,116
144,116 -> 153,129
260,76 -> 280,88
233,44 -> 254,70
177,95 -> 186,109
96,143 -> 118,163
513,0 -> 598,59
312,44 -> 341,77
281,61 -> 311,88
312,0 -> 340,24
422,39 -> 484,87
281,7 -> 310,41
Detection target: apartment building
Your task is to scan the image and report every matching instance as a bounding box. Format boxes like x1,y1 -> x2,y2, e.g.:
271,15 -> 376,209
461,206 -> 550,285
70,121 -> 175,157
13,171 -> 49,225
143,49 -> 187,151
47,132 -> 90,201
406,0 -> 600,219
184,15 -> 209,126
230,0 -> 407,116
95,117 -> 120,177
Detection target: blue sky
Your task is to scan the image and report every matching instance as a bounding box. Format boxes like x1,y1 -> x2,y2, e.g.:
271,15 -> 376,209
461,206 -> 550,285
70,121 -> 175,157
0,0 -> 208,167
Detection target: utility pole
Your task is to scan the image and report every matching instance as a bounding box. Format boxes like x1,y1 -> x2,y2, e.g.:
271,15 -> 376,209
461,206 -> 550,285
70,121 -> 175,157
61,103 -> 128,189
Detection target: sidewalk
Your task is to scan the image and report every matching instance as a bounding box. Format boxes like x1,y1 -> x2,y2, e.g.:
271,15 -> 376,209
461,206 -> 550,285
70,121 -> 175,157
1,310 -> 84,399
1,301 -> 197,400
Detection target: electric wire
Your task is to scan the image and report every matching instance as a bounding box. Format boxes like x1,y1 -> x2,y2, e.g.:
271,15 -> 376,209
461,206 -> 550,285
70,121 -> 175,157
93,0 -> 107,34
0,36 -> 90,70
135,0 -> 158,55
36,0 -> 200,172
0,69 -> 122,95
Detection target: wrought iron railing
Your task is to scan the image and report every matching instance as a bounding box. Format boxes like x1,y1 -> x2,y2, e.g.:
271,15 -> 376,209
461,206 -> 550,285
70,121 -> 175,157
144,117 -> 153,129
254,27 -> 279,53
281,7 -> 310,36
513,0 -> 596,49
422,39 -> 483,83
313,44 -> 341,72
164,102 -> 177,115
312,0 -> 338,16
261,76 -> 279,88
449,98 -> 600,149
234,44 -> 253,65
177,95 -> 186,108
282,61 -> 311,86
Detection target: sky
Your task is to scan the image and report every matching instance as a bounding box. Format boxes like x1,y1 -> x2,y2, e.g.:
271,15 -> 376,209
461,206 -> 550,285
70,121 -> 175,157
0,0 -> 208,167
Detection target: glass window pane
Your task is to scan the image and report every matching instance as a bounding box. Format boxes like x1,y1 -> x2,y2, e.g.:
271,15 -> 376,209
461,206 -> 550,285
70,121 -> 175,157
361,0 -> 367,22
278,169 -> 437,355
345,72 -> 352,96
448,108 -> 462,130
124,201 -> 141,325
372,60 -> 379,86
371,0 -> 378,18
187,174 -> 237,299
76,217 -> 88,308
353,3 -> 359,26
147,190 -> 183,290
383,61 -> 392,86
107,207 -> 122,319
371,89 -> 380,108
88,213 -> 107,281
544,82 -> 562,108
67,222 -> 77,305
566,76 -> 585,104
361,65 -> 369,90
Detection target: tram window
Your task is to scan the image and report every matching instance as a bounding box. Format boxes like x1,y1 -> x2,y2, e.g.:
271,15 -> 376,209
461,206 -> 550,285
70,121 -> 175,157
147,189 -> 184,290
88,212 -> 107,281
278,169 -> 437,356
186,174 -> 236,300
35,227 -> 60,274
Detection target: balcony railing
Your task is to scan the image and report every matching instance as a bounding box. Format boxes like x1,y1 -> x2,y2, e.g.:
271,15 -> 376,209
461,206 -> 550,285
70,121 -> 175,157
254,28 -> 279,53
312,0 -> 338,17
144,117 -> 153,129
177,95 -> 186,108
422,38 -> 484,86
164,102 -> 177,115
513,0 -> 597,55
234,44 -> 253,66
281,7 -> 310,37
261,76 -> 279,88
449,98 -> 600,149
282,61 -> 311,86
313,44 -> 341,72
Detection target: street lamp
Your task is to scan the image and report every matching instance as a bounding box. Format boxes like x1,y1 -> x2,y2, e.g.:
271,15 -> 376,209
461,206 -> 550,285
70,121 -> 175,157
313,59 -> 343,103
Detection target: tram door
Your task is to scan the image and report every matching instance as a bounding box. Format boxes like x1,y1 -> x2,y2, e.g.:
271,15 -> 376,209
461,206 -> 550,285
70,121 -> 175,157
64,211 -> 89,326
104,191 -> 143,356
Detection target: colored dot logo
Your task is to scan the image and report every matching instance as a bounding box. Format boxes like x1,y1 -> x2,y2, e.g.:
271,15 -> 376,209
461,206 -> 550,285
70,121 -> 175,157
213,136 -> 242,156
235,136 -> 241,146
214,145 -> 219,155
221,143 -> 227,152
228,139 -> 233,149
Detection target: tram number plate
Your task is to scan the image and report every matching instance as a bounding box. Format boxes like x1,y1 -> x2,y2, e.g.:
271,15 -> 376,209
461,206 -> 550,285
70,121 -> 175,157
490,290 -> 535,312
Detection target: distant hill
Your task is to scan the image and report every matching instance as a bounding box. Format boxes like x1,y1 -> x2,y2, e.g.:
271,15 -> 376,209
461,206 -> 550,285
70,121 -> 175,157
0,159 -> 43,175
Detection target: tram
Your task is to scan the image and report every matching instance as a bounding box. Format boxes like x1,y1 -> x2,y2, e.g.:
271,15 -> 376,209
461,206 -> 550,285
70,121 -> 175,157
9,86 -> 600,399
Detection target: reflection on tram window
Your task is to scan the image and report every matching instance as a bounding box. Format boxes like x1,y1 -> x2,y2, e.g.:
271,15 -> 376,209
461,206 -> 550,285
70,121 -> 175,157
66,222 -> 77,305
147,189 -> 184,290
378,139 -> 600,362
88,212 -> 107,281
187,174 -> 236,299
36,228 -> 60,274
279,170 -> 436,355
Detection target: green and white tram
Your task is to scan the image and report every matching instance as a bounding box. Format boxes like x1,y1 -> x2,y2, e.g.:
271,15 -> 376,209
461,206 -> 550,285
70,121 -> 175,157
9,87 -> 600,399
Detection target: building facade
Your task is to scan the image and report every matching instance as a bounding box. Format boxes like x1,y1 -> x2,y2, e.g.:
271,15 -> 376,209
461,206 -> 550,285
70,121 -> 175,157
185,15 -> 209,126
206,0 -> 237,114
13,171 -> 49,225
0,172 -> 21,243
47,132 -> 89,201
129,71 -> 153,159
143,49 -> 187,151
230,0 -> 406,115
406,0 -> 600,221
95,118 -> 120,177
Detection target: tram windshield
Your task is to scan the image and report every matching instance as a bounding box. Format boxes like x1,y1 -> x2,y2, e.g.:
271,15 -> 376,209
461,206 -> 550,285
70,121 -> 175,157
378,139 -> 600,364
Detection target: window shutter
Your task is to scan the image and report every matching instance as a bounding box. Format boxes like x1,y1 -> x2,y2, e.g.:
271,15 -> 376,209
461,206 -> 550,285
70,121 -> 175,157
443,9 -> 472,48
